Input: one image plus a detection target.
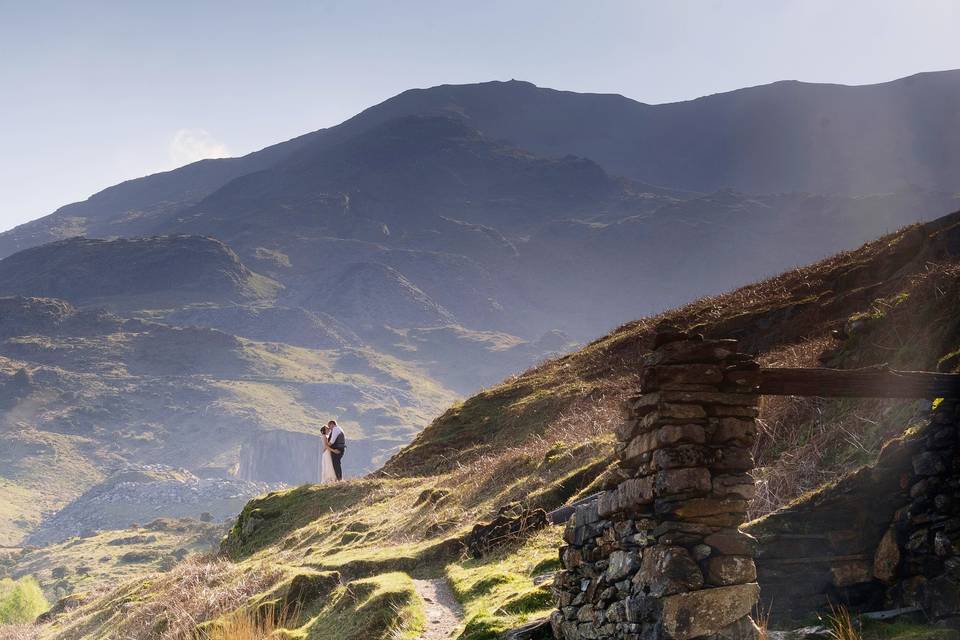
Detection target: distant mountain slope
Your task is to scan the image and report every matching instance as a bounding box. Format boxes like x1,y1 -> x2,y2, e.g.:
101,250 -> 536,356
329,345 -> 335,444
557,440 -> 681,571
0,130 -> 326,258
0,236 -> 279,307
5,70 -> 960,261
158,115 -> 657,245
360,71 -> 960,195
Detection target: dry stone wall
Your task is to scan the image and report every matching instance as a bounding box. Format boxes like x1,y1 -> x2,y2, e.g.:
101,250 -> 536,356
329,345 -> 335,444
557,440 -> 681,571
551,331 -> 762,640
895,398 -> 960,622
747,398 -> 959,625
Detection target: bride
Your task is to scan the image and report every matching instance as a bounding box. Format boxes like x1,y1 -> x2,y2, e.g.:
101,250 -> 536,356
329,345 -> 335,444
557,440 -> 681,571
320,425 -> 336,484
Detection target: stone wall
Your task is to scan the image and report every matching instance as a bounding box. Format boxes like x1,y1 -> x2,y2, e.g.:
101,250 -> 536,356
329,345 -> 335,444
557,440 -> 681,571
746,398 -> 960,625
551,331 -> 762,640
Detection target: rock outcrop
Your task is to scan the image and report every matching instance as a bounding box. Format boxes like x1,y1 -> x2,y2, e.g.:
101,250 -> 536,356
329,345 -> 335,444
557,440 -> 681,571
237,429 -> 324,485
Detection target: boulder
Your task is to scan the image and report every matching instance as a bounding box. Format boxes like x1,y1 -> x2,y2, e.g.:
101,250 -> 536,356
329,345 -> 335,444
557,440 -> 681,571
659,582 -> 759,639
873,526 -> 900,583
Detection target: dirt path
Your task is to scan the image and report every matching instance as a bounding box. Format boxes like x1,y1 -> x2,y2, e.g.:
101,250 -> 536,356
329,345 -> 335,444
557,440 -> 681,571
412,578 -> 464,640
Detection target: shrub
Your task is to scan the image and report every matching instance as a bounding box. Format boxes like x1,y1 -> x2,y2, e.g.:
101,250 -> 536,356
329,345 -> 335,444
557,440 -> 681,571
0,576 -> 49,624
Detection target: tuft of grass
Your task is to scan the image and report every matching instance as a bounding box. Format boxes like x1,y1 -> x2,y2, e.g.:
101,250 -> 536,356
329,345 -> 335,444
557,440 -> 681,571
825,605 -> 861,640
0,577 -> 49,624
199,602 -> 296,640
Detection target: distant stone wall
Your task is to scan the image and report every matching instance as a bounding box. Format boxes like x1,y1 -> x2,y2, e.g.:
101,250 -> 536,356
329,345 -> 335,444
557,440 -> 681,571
551,330 -> 762,640
747,398 -> 960,625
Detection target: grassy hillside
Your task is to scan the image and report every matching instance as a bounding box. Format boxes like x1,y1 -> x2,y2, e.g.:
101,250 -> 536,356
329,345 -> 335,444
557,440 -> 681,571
0,306 -> 457,546
24,211 -> 960,639
1,519 -> 224,603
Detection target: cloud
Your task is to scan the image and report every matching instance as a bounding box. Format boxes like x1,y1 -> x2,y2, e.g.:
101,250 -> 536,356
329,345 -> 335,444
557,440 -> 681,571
168,129 -> 230,167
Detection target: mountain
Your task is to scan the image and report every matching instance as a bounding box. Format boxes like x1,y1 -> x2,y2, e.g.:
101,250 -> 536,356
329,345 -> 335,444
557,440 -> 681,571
6,70 -> 960,259
0,235 -> 279,308
35,209 -> 960,639
4,72 -> 960,551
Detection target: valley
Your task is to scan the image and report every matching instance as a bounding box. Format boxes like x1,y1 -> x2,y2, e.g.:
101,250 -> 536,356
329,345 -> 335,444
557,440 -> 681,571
2,70 -> 960,638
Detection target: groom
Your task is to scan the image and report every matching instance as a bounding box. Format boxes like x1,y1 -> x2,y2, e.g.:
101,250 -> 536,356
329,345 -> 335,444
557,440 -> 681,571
325,420 -> 346,481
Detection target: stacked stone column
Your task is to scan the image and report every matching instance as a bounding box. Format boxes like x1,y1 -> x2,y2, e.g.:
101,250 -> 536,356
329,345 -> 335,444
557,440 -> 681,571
552,330 -> 762,640
888,398 -> 960,622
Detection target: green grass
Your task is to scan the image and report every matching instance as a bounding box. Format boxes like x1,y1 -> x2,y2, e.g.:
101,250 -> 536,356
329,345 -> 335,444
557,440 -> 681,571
860,619 -> 960,640
446,529 -> 561,640
5,518 -> 224,602
295,572 -> 425,640
0,576 -> 49,623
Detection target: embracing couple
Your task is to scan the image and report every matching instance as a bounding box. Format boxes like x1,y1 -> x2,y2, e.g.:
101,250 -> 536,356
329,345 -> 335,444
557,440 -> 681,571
320,419 -> 346,483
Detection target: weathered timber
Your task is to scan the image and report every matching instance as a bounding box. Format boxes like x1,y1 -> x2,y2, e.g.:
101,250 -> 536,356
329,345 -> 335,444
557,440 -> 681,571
758,367 -> 960,399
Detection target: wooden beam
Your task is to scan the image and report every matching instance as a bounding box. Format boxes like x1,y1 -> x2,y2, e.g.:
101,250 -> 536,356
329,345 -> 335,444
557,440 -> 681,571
758,367 -> 960,399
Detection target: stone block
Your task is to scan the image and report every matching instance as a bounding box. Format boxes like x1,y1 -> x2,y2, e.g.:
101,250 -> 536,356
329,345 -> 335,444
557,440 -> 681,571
659,390 -> 759,406
644,364 -> 725,388
644,339 -> 738,366
873,526 -> 900,583
830,560 -> 872,587
656,497 -> 749,523
704,555 -> 757,586
606,549 -> 642,581
708,405 -> 760,418
710,418 -> 758,445
624,424 -> 707,460
655,468 -> 712,497
723,368 -> 763,389
619,476 -> 655,508
634,545 -> 704,597
704,530 -> 758,556
624,594 -> 659,623
710,446 -> 755,472
659,583 -> 760,640
712,474 -> 756,500
654,445 -> 709,470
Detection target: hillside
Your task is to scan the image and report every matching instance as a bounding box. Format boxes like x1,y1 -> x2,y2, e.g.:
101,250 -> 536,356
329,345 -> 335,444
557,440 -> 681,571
30,210 -> 960,640
0,290 -> 457,547
4,72 -> 960,616
0,236 -> 279,308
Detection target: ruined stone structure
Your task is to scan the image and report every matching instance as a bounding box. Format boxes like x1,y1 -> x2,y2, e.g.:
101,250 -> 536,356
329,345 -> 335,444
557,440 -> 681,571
747,398 -> 959,624
552,331 -> 762,639
552,328 -> 960,638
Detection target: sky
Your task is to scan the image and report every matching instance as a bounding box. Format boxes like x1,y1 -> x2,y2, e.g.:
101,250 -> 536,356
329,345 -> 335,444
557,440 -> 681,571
1,0 -> 959,233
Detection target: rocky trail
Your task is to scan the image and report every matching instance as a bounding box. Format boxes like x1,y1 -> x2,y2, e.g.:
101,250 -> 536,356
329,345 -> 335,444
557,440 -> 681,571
412,578 -> 464,640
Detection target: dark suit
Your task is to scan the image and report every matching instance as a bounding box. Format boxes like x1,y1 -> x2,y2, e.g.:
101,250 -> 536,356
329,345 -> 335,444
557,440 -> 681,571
329,430 -> 346,480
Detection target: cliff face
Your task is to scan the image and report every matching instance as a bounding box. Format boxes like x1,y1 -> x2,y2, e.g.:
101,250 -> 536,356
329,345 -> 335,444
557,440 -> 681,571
237,430 -> 323,484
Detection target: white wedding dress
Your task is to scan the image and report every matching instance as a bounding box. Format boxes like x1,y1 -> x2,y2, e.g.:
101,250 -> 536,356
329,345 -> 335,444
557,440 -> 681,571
320,436 -> 336,484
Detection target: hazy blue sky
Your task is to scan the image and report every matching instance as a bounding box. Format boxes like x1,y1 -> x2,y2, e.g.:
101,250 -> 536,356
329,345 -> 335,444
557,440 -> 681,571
2,0 -> 959,232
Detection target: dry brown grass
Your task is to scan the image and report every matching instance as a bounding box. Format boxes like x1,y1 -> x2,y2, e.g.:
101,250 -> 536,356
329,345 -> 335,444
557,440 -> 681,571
198,602 -> 293,640
826,604 -> 862,640
0,626 -> 39,640
54,557 -> 283,640
116,557 -> 282,640
441,392 -> 622,510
